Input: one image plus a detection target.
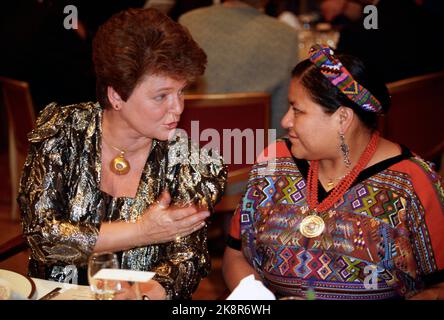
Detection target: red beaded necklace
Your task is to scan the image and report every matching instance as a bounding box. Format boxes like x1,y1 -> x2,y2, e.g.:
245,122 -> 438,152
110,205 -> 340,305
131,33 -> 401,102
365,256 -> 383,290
307,131 -> 380,212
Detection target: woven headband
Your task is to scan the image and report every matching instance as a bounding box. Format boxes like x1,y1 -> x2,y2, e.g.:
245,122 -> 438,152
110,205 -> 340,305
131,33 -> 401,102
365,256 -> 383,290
309,44 -> 383,113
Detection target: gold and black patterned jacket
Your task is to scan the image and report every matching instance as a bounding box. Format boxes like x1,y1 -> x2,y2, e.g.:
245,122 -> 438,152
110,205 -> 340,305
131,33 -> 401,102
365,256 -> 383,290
18,102 -> 227,299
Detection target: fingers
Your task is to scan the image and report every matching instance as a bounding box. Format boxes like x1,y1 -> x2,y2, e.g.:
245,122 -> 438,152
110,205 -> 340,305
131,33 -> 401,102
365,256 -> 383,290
157,190 -> 171,209
144,194 -> 211,243
167,209 -> 209,239
173,221 -> 207,241
181,221 -> 207,237
190,209 -> 210,223
169,206 -> 210,222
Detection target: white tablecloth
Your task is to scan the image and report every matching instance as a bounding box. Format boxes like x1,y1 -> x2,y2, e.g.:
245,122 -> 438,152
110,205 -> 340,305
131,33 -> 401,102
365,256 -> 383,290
31,278 -> 89,300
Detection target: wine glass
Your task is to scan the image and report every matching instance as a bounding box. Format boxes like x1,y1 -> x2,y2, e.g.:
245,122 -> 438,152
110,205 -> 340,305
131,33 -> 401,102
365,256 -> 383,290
87,252 -> 121,300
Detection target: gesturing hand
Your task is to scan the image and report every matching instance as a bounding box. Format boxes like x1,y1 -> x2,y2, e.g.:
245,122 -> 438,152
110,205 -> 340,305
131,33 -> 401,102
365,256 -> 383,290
136,190 -> 210,245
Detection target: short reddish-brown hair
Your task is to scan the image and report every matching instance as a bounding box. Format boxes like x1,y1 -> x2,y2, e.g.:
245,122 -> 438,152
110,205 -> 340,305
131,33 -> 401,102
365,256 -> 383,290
92,8 -> 207,109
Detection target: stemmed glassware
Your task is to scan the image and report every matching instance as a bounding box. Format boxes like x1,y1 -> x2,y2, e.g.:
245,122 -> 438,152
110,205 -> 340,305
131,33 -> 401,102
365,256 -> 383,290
87,252 -> 122,300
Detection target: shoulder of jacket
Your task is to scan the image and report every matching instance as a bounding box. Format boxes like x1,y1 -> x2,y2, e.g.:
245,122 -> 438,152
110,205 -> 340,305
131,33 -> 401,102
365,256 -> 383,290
28,102 -> 101,143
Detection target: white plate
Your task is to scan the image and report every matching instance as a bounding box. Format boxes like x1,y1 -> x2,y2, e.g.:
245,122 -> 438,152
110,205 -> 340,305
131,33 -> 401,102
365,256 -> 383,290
0,269 -> 36,299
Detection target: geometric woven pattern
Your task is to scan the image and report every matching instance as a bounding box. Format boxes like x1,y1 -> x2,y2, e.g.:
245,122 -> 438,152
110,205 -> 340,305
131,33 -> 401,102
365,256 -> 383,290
236,140 -> 444,300
309,44 -> 383,113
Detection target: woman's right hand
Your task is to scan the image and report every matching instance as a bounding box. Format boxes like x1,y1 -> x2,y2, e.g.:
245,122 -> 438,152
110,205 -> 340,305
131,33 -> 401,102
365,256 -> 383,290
136,191 -> 210,245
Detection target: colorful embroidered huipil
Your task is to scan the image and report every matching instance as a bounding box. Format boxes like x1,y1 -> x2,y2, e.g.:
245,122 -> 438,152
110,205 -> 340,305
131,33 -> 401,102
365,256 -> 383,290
228,139 -> 444,299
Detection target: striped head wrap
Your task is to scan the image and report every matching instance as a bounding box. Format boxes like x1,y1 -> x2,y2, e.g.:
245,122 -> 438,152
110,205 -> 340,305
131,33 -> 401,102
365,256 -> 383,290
309,44 -> 383,113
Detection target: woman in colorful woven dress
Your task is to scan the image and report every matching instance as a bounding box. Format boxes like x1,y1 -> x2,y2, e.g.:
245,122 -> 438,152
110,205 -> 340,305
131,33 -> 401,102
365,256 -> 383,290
223,45 -> 444,300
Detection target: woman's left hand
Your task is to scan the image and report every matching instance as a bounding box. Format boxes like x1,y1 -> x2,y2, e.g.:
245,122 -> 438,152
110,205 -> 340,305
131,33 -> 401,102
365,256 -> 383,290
114,280 -> 167,300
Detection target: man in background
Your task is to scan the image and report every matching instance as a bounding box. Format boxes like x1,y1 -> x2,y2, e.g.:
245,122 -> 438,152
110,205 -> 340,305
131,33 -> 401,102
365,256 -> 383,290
179,0 -> 299,137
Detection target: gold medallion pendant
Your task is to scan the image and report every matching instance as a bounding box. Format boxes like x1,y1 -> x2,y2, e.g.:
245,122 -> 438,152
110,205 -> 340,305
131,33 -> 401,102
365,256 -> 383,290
299,214 -> 325,238
110,152 -> 130,175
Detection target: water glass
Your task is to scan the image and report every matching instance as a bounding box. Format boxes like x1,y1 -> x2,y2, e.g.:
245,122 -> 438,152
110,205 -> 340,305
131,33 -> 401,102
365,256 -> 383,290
87,252 -> 121,300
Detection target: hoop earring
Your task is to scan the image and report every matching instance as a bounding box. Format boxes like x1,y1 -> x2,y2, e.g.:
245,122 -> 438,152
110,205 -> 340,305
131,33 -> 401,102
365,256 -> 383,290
339,133 -> 351,168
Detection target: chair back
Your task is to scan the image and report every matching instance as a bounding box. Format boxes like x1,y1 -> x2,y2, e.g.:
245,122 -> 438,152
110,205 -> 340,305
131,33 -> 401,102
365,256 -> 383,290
180,92 -> 271,172
179,92 -> 270,213
383,71 -> 444,161
0,234 -> 27,262
0,76 -> 36,220
1,77 -> 35,156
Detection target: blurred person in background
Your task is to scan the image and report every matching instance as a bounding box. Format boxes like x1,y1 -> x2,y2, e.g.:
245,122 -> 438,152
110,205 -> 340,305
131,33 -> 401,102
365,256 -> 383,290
0,0 -> 143,112
179,0 -> 299,137
0,0 -> 145,112
0,0 -> 94,112
266,0 -> 302,30
321,0 -> 444,82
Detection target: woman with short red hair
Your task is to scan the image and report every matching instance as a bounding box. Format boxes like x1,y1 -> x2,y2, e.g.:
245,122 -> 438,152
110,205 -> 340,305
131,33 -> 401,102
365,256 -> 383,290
19,8 -> 226,300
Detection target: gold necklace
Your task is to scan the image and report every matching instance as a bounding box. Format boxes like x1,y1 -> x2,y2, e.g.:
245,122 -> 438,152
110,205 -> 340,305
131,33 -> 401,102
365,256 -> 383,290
301,132 -> 380,239
102,137 -> 130,175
